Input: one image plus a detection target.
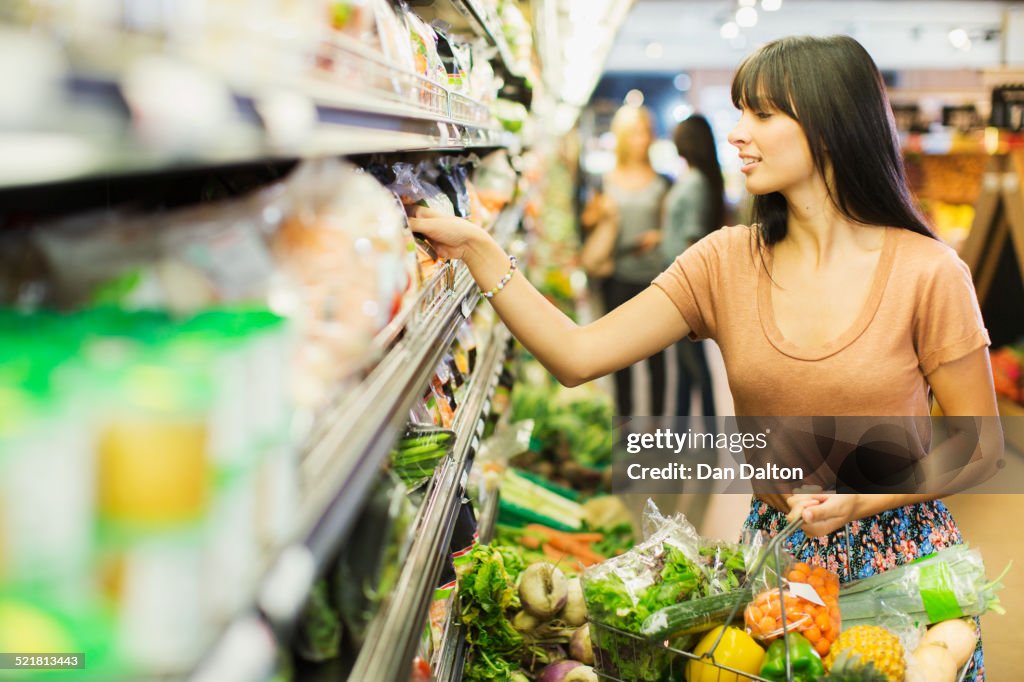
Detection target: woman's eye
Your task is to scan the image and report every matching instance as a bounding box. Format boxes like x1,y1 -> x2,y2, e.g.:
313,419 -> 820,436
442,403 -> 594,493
755,111 -> 773,120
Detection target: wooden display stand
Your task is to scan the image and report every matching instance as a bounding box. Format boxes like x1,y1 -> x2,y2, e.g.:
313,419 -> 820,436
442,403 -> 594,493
960,151 -> 1024,441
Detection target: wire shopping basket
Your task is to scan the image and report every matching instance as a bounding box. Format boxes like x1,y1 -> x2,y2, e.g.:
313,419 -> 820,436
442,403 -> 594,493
589,515 -> 978,682
590,517 -> 811,682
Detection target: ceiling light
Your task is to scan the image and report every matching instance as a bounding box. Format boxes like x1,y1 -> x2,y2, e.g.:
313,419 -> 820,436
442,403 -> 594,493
672,104 -> 693,122
736,7 -> 758,28
948,28 -> 970,50
673,73 -> 692,92
720,21 -> 740,39
625,89 -> 645,107
645,42 -> 664,59
761,0 -> 782,10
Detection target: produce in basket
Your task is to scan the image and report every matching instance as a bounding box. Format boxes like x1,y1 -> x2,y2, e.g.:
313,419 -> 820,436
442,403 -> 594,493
816,653 -> 889,682
838,544 -> 1008,626
581,502 -> 704,680
686,625 -> 765,682
758,633 -> 824,681
744,562 -> 841,657
918,618 -> 978,668
823,625 -> 905,682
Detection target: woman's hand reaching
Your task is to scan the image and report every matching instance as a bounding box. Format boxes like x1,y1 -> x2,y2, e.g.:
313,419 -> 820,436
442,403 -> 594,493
406,205 -> 488,262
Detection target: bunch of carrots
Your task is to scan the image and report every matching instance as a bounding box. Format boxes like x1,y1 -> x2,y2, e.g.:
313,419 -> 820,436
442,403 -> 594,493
515,524 -> 609,572
744,562 -> 842,657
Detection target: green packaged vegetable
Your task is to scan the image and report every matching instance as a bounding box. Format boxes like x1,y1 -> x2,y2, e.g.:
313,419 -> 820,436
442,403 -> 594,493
759,633 -> 824,681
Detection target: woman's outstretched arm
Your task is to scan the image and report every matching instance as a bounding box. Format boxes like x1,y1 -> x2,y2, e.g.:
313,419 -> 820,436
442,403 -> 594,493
409,207 -> 690,387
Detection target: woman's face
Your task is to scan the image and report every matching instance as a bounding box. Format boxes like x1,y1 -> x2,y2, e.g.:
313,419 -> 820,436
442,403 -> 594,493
727,105 -> 817,195
620,121 -> 653,161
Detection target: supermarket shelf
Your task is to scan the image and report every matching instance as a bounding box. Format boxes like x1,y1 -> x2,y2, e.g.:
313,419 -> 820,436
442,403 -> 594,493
477,488 -> 502,544
297,264 -> 479,572
0,32 -> 513,190
432,485 -> 499,680
410,0 -> 529,82
348,323 -> 511,682
459,0 -> 529,80
434,620 -> 468,682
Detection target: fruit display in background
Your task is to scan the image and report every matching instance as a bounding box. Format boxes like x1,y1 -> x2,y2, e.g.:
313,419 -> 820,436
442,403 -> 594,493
992,345 -> 1023,403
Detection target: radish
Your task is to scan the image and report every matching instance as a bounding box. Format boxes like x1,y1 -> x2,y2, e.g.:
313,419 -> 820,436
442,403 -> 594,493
519,562 -> 568,619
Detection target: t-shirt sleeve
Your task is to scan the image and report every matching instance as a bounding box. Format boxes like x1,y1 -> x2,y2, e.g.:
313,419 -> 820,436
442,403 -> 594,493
652,226 -> 728,340
914,248 -> 991,376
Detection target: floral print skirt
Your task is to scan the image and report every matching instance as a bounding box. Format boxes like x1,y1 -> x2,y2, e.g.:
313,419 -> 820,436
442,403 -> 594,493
743,497 -> 985,681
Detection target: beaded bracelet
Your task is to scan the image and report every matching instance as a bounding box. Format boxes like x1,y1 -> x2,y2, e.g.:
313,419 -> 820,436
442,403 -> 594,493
480,255 -> 518,299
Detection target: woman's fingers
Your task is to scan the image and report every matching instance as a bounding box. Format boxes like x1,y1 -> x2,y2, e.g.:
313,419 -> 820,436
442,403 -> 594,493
408,205 -> 446,219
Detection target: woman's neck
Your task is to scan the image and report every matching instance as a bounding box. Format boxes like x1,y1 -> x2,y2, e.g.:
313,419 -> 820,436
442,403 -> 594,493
617,158 -> 652,172
781,177 -> 878,267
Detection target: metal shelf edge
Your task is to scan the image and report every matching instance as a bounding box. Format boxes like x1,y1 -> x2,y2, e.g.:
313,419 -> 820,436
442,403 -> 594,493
347,322 -> 509,682
298,269 -> 478,562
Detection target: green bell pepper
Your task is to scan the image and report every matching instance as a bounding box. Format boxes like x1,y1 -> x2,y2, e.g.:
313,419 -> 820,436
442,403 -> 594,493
758,633 -> 825,682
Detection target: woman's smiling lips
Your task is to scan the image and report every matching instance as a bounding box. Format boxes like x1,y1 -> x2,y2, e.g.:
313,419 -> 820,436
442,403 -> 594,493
740,154 -> 762,173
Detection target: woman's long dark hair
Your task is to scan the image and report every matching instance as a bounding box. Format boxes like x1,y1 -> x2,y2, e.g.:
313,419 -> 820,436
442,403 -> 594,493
673,115 -> 726,235
730,35 -> 934,245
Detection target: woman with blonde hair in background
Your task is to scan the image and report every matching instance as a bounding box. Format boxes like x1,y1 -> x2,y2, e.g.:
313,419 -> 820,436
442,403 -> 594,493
582,104 -> 671,417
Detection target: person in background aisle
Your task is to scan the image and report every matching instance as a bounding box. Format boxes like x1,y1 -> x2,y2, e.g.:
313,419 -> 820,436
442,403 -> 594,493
662,115 -> 724,431
600,104 -> 671,417
409,35 -> 1001,678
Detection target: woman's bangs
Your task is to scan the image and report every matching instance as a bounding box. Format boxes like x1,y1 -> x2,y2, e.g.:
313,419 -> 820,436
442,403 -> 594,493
731,49 -> 794,117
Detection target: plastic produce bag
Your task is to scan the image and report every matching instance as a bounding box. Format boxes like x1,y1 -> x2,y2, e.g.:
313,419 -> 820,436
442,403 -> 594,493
838,544 -> 1008,625
472,149 -> 517,214
388,423 -> 455,490
638,533 -> 764,640
273,159 -> 413,409
581,500 -> 702,680
744,554 -> 842,658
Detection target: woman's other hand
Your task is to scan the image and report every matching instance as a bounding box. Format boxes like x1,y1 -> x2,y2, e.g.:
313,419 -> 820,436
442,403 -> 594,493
787,493 -> 857,537
407,205 -> 487,262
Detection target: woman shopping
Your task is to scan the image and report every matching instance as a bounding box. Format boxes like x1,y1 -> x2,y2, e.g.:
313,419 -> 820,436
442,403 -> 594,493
410,35 -> 1000,678
583,105 -> 671,417
662,114 -> 725,430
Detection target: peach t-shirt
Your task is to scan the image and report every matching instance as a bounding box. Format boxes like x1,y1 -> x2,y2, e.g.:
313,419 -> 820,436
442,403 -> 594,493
652,225 -> 990,417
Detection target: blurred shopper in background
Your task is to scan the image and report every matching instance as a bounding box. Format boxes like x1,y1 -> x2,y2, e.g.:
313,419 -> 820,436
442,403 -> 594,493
595,105 -> 670,416
662,115 -> 724,429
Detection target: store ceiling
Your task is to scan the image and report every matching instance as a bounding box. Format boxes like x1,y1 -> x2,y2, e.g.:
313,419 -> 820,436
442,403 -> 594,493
603,0 -> 1022,71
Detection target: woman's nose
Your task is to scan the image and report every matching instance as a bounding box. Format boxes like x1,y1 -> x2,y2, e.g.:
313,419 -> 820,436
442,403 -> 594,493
728,121 -> 748,147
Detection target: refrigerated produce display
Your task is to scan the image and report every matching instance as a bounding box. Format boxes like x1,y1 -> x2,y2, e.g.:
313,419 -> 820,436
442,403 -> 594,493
2,2 -> 1023,682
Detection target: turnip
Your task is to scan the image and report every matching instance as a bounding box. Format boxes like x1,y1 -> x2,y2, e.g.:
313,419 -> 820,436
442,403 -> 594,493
519,562 -> 568,619
569,626 -> 593,665
560,577 -> 587,626
537,660 -> 598,682
536,660 -> 581,682
512,609 -> 542,632
563,665 -> 599,682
